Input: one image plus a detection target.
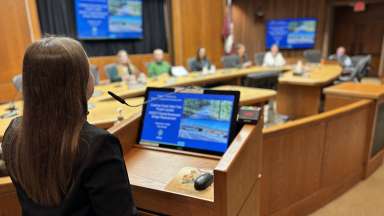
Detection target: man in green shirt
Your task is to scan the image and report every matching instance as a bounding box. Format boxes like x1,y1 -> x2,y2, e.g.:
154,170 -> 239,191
148,49 -> 171,77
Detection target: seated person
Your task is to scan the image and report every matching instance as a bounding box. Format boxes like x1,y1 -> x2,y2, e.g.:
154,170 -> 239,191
235,44 -> 252,68
190,48 -> 211,71
116,50 -> 140,78
329,46 -> 352,68
116,50 -> 146,83
148,49 -> 171,77
263,44 -> 286,67
106,50 -> 140,83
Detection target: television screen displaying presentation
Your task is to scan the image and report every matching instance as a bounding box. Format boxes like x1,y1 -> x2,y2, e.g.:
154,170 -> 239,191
138,88 -> 240,155
75,0 -> 143,40
266,18 -> 317,49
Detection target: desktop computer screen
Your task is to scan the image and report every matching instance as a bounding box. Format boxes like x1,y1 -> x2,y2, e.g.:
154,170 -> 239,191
138,88 -> 239,155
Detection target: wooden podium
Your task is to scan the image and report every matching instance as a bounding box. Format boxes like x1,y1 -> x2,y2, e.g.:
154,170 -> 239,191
0,112 -> 264,216
108,113 -> 264,216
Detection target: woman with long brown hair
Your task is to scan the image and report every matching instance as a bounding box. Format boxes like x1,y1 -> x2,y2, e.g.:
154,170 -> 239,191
1,37 -> 137,215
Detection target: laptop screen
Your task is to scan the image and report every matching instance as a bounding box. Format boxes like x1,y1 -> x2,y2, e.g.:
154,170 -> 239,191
138,87 -> 239,155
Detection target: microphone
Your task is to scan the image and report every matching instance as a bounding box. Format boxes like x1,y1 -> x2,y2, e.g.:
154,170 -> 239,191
108,91 -> 130,106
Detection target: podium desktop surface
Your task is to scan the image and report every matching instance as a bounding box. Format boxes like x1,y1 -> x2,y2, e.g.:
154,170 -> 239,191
107,113 -> 263,216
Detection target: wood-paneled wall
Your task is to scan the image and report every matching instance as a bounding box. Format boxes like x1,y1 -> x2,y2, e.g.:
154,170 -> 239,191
0,0 -> 37,103
232,0 -> 327,60
331,2 -> 384,76
171,0 -> 225,67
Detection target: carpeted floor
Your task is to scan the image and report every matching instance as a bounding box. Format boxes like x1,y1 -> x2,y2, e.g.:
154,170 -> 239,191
310,164 -> 384,216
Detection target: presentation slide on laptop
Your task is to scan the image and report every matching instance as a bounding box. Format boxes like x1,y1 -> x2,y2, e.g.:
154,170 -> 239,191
139,90 -> 237,154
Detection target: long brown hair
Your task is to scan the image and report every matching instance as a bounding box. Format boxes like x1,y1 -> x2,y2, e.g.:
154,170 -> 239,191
9,37 -> 89,206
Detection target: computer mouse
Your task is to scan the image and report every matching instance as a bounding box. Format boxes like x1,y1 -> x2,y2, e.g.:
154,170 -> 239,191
194,173 -> 214,191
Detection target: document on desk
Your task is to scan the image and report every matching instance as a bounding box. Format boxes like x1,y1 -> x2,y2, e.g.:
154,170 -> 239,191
165,167 -> 214,200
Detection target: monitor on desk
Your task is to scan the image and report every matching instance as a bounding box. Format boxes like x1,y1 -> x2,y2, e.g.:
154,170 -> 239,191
138,87 -> 240,155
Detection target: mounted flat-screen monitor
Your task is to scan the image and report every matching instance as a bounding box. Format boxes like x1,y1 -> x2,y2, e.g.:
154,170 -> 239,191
75,0 -> 143,40
266,18 -> 317,49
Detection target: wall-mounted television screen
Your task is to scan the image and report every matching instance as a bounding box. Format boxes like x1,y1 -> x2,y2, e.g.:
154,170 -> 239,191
266,18 -> 317,49
75,0 -> 143,40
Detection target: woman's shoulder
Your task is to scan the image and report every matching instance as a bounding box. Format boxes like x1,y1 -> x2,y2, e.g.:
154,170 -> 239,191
81,122 -> 120,150
80,123 -> 122,155
75,123 -> 123,174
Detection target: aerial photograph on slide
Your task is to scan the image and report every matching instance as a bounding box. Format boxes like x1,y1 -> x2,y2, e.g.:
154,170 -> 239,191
108,0 -> 142,33
179,99 -> 233,143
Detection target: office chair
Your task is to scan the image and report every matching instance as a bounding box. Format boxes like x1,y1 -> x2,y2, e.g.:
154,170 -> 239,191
12,74 -> 23,92
356,55 -> 371,80
187,57 -> 196,71
254,52 -> 265,66
221,55 -> 239,68
243,70 -> 280,90
104,63 -> 121,83
303,49 -> 322,63
337,55 -> 371,83
351,56 -> 363,67
90,64 -> 100,85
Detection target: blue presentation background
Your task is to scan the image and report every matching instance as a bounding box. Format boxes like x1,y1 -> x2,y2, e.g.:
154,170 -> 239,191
75,0 -> 143,39
140,90 -> 236,154
266,18 -> 317,49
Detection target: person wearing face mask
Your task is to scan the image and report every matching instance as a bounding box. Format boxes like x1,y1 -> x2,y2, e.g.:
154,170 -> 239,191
329,46 -> 352,68
190,48 -> 212,71
263,44 -> 286,67
148,49 -> 171,77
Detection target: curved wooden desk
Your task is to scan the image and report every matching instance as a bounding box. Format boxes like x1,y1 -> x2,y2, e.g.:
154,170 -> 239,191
324,83 -> 384,178
213,85 -> 276,106
0,98 -> 143,141
0,89 -> 378,215
93,66 -> 289,102
0,177 -> 19,215
262,99 -> 372,215
277,64 -> 342,118
0,86 -> 276,141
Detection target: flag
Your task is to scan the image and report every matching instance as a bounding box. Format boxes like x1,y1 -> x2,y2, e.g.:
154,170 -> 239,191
222,0 -> 234,54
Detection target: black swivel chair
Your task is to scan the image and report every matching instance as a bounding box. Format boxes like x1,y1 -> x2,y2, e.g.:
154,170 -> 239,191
187,57 -> 196,71
254,52 -> 265,66
243,70 -> 280,90
243,52 -> 279,89
337,55 -> 371,83
303,49 -> 322,63
104,63 -> 122,83
221,55 -> 239,68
